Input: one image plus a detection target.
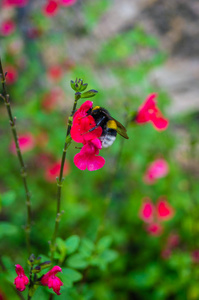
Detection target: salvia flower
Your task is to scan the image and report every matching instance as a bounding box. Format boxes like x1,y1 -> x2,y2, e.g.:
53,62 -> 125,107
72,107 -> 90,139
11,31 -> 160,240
41,266 -> 63,295
0,20 -> 16,36
59,0 -> 76,6
10,133 -> 35,154
43,0 -> 59,17
135,94 -> 169,131
2,0 -> 28,7
14,265 -> 29,292
139,197 -> 174,236
74,138 -> 105,171
71,101 -> 105,171
143,158 -> 169,184
45,160 -> 70,182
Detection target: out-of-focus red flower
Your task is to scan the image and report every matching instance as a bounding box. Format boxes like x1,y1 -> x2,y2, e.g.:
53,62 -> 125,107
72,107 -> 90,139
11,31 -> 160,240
10,133 -> 35,154
157,198 -> 174,221
161,233 -> 180,259
143,158 -> 169,184
42,87 -> 65,112
71,101 -> 102,144
45,160 -> 70,182
0,289 -> 6,300
59,0 -> 76,6
43,0 -> 59,17
146,222 -> 163,236
139,197 -> 175,236
41,266 -> 63,295
74,138 -> 105,171
139,198 -> 154,223
14,265 -> 29,292
5,65 -> 18,85
191,250 -> 199,264
135,94 -> 169,131
47,65 -> 63,82
0,20 -> 16,36
2,0 -> 28,7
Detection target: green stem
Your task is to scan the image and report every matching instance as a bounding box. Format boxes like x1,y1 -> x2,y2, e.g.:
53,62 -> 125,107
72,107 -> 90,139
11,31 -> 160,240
0,57 -> 31,255
50,93 -> 80,261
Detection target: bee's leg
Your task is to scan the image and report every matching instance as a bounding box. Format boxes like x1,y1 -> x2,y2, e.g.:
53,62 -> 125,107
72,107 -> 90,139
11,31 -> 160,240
88,116 -> 106,132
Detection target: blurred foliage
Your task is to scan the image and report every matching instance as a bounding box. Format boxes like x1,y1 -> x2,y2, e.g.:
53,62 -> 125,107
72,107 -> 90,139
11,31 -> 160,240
1,0 -> 199,299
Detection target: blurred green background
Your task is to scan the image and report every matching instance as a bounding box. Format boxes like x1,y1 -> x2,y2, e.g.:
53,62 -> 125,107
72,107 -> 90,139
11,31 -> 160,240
1,0 -> 199,299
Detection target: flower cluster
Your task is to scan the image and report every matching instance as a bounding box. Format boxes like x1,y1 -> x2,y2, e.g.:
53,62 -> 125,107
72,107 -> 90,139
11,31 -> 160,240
143,158 -> 169,184
14,265 -> 63,295
71,101 -> 105,171
139,198 -> 175,236
135,94 -> 169,131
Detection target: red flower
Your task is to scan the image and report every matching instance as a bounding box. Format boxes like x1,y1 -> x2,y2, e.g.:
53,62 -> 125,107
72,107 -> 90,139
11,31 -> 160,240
10,133 -> 35,154
47,65 -> 63,82
2,0 -> 28,7
136,94 -> 169,131
0,20 -> 16,36
139,198 -> 154,223
157,198 -> 174,221
5,65 -> 18,85
146,222 -> 163,236
41,87 -> 65,112
45,160 -> 70,182
43,0 -> 59,17
14,265 -> 29,292
41,266 -> 63,295
139,197 -> 174,236
143,158 -> 169,184
191,250 -> 199,264
71,101 -> 102,144
74,138 -> 105,171
59,0 -> 76,6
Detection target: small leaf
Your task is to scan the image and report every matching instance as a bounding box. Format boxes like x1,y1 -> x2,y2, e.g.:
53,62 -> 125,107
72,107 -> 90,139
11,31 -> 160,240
61,267 -> 82,287
96,236 -> 112,253
0,222 -> 18,239
79,83 -> 88,92
79,238 -> 94,257
67,253 -> 88,269
1,191 -> 16,207
65,235 -> 80,255
81,89 -> 98,98
100,249 -> 118,263
70,80 -> 76,91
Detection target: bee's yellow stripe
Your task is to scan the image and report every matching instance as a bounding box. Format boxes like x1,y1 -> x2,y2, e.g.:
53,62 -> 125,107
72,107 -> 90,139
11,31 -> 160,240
92,106 -> 100,111
107,120 -> 117,130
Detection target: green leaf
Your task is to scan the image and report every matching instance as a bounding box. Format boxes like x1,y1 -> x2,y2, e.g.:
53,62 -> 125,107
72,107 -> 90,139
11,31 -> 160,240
79,83 -> 88,92
65,235 -> 80,255
96,236 -> 112,253
1,191 -> 16,207
81,90 -> 98,98
61,268 -> 82,288
79,238 -> 94,258
0,222 -> 18,239
100,249 -> 118,263
67,253 -> 88,269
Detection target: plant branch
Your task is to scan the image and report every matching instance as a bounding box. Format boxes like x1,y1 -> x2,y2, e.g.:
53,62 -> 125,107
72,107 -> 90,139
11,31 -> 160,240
0,57 -> 32,255
50,93 -> 80,261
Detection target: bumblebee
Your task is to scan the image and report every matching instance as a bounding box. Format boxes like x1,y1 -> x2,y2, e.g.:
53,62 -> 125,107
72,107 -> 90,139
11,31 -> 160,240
89,106 -> 129,148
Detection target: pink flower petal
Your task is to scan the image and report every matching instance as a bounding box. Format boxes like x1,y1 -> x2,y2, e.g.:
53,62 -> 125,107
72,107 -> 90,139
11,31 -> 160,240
43,0 -> 59,17
143,159 -> 169,185
10,133 -> 35,154
157,199 -> 174,221
87,155 -> 105,171
59,0 -> 76,6
139,198 -> 154,223
146,222 -> 163,236
0,20 -> 16,36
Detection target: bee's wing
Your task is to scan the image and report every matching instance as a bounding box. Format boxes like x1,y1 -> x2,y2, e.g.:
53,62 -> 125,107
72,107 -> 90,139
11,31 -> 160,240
112,118 -> 129,139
